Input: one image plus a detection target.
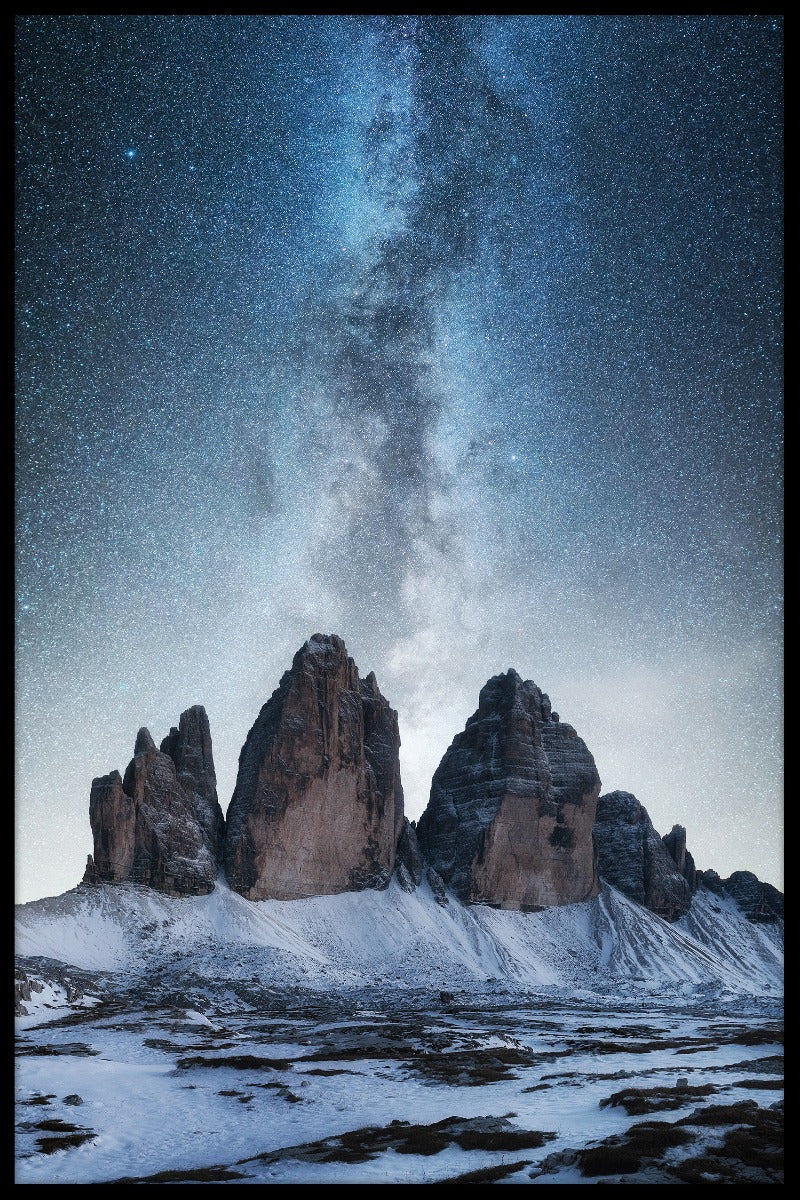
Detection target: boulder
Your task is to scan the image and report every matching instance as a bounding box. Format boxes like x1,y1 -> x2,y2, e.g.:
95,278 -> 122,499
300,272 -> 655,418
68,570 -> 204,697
224,634 -> 405,900
83,705 -> 224,895
15,968 -> 44,1016
697,868 -> 724,896
416,669 -> 601,909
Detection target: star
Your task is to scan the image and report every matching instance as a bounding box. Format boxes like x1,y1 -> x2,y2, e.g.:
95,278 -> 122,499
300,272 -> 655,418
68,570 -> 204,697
14,14 -> 783,903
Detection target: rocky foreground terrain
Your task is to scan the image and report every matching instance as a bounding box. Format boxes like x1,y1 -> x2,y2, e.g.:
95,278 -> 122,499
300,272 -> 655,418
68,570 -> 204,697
15,876 -> 782,1185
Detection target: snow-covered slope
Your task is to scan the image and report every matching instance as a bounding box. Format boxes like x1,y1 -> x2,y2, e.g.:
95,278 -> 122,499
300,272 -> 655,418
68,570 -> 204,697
15,876 -> 782,998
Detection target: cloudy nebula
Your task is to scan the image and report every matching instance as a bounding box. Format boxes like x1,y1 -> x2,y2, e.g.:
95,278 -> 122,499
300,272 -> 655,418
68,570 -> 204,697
16,16 -> 782,902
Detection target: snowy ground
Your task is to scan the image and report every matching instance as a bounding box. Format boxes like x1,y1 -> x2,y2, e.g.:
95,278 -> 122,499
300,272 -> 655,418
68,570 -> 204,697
15,876 -> 783,996
15,880 -> 783,1184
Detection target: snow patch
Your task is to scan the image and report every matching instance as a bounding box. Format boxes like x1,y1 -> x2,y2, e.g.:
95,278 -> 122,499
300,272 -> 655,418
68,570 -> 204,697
15,878 -> 783,998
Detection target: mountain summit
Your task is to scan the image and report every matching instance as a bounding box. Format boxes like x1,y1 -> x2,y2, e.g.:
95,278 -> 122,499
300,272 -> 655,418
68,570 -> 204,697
76,634 -> 781,936
418,669 -> 601,909
83,705 -> 224,896
224,634 -> 405,900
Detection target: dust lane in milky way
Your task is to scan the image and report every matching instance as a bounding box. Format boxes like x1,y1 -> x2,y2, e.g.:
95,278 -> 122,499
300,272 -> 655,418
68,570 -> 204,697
15,15 -> 782,902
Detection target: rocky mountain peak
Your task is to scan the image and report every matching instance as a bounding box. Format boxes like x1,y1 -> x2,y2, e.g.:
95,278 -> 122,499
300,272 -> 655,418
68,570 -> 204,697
133,727 -> 156,754
299,632 -> 352,669
417,670 -> 601,910
83,704 -> 224,896
593,791 -> 694,921
224,635 -> 405,901
473,668 -> 553,722
662,823 -> 697,893
698,868 -> 784,924
76,640 -> 779,929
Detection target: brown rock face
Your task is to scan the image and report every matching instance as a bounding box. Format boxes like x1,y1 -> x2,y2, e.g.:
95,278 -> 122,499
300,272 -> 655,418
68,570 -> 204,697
83,706 -> 224,895
224,634 -> 405,900
416,670 -> 601,910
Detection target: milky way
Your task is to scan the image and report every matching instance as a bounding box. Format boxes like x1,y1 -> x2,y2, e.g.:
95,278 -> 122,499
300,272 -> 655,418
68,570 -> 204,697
16,15 -> 783,902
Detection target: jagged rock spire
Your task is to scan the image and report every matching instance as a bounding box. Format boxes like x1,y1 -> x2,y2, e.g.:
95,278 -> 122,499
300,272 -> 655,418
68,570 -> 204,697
594,792 -> 694,921
83,705 -> 224,896
224,634 -> 405,900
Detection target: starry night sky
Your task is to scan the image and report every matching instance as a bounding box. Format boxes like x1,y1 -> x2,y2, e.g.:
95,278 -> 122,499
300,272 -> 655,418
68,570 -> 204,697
16,15 -> 783,903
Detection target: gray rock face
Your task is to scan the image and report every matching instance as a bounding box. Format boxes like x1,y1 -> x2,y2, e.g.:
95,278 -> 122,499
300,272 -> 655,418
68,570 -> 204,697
426,866 -> 449,906
416,670 -> 601,910
662,824 -> 697,894
395,818 -> 423,892
83,706 -> 224,895
224,634 -> 405,901
698,869 -> 783,923
593,791 -> 692,921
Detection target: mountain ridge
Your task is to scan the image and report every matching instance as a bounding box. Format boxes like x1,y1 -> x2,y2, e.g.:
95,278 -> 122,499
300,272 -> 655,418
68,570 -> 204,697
18,631 -> 781,1015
